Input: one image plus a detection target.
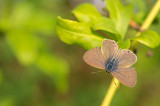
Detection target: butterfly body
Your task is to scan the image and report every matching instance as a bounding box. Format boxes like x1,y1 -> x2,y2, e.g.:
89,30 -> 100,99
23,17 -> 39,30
105,56 -> 118,72
83,39 -> 137,87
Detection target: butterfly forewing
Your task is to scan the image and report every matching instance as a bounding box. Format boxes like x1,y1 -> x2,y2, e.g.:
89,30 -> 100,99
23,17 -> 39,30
111,67 -> 137,87
83,47 -> 105,69
101,39 -> 118,60
118,49 -> 137,68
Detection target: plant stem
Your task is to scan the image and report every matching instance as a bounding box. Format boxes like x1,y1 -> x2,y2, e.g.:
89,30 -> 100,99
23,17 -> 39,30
101,0 -> 160,106
141,0 -> 160,30
136,0 -> 160,37
131,0 -> 160,48
101,78 -> 119,106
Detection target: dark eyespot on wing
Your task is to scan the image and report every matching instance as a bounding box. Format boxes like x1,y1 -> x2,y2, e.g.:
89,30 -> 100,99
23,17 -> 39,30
83,47 -> 105,69
111,67 -> 137,87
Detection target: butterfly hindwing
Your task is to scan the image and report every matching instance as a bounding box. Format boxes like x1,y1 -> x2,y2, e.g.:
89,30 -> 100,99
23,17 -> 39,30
111,67 -> 137,87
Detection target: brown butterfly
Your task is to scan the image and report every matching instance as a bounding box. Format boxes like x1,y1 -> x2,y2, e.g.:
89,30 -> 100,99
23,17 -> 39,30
83,39 -> 137,87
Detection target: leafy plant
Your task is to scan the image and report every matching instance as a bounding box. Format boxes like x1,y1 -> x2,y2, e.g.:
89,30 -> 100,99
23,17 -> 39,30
56,0 -> 160,50
55,0 -> 160,105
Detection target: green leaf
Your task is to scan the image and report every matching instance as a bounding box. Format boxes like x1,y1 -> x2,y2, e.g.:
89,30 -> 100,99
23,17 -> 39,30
105,0 -> 132,39
55,17 -> 104,49
117,39 -> 130,49
132,30 -> 160,48
92,17 -> 117,34
72,3 -> 101,25
72,3 -> 119,41
92,17 -> 119,40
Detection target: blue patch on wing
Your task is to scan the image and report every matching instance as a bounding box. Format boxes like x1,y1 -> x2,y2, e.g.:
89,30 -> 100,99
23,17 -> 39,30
105,56 -> 118,72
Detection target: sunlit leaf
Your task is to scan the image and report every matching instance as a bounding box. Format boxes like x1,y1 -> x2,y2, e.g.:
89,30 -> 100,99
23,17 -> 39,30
55,17 -> 104,49
132,30 -> 160,48
72,3 -> 119,41
92,17 -> 119,40
72,3 -> 101,25
117,39 -> 130,49
105,0 -> 132,39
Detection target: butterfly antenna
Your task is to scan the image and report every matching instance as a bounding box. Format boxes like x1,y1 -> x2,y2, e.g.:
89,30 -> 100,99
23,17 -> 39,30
91,70 -> 104,74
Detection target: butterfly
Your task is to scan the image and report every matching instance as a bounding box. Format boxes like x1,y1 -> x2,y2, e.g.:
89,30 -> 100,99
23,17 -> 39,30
83,39 -> 137,87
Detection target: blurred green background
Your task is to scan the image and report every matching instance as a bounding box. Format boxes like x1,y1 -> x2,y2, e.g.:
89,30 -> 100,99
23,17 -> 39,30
0,0 -> 160,106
